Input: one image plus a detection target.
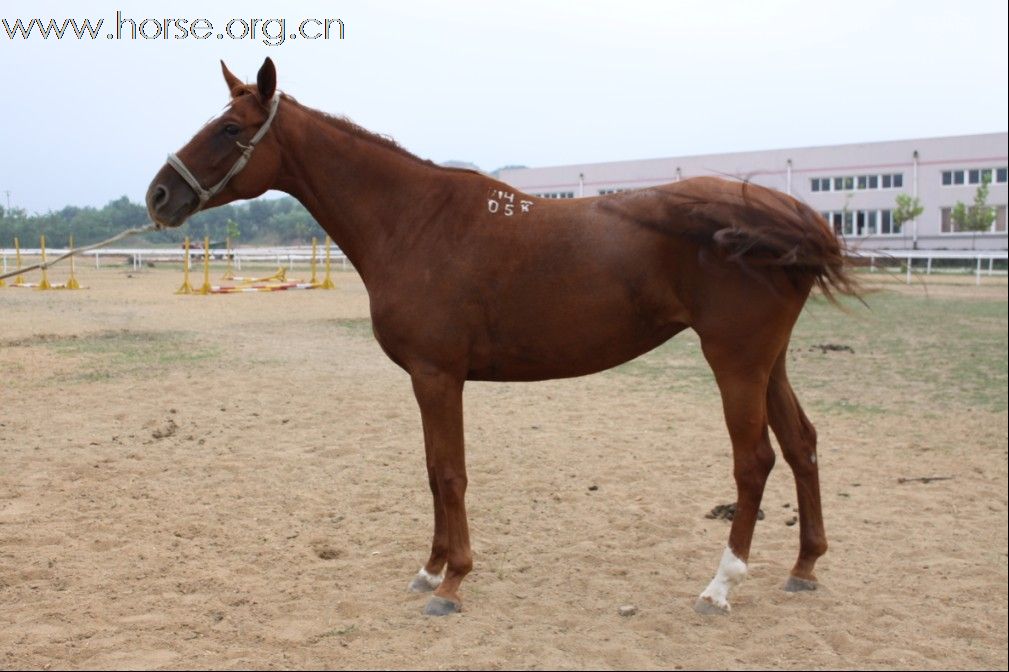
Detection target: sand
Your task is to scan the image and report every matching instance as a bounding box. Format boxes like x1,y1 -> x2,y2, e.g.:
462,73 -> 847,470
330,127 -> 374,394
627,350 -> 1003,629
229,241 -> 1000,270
1,265 -> 1006,669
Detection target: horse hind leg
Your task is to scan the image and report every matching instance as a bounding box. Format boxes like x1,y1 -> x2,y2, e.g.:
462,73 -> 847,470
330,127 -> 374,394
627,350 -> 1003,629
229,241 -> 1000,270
766,351 -> 826,591
694,341 -> 777,614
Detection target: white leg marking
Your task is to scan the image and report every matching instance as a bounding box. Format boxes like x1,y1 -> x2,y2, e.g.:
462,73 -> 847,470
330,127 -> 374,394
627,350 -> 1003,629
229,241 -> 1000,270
409,566 -> 443,592
418,567 -> 443,588
696,546 -> 747,613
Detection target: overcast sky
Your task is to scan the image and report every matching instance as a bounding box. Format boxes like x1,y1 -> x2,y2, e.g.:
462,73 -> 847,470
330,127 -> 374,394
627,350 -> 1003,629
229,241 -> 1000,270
2,0 -> 1007,213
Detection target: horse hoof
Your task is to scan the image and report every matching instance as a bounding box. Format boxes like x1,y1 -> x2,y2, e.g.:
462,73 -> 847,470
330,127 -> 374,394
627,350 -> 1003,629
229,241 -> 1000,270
409,576 -> 435,592
693,596 -> 730,615
424,596 -> 461,616
783,575 -> 818,592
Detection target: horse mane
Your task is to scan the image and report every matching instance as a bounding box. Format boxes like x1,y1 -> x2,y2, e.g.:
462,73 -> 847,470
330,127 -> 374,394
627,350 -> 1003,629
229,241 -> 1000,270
602,177 -> 861,302
277,92 -> 483,176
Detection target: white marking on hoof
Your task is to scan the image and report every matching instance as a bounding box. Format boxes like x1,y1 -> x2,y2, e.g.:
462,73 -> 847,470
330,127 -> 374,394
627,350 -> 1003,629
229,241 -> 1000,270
693,596 -> 730,615
696,546 -> 747,614
408,567 -> 443,593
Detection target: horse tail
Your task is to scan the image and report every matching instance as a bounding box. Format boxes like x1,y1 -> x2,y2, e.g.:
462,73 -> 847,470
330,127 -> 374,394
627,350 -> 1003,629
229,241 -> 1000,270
613,177 -> 861,303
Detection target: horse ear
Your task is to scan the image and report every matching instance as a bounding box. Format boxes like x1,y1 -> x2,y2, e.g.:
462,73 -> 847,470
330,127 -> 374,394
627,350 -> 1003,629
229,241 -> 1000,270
221,60 -> 243,95
257,57 -> 277,102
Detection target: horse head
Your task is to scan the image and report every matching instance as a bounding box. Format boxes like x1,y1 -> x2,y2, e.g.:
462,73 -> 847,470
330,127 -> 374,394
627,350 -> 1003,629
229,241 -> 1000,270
146,57 -> 283,228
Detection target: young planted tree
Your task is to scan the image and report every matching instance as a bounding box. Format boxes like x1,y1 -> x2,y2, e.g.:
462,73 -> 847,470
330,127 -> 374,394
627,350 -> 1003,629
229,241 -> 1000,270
226,218 -> 241,242
951,174 -> 996,249
893,193 -> 923,246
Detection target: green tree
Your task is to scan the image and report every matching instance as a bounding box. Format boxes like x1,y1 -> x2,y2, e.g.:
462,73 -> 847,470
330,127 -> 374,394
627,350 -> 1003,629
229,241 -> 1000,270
225,218 -> 241,242
1,195 -> 324,248
892,193 -> 923,238
951,174 -> 995,249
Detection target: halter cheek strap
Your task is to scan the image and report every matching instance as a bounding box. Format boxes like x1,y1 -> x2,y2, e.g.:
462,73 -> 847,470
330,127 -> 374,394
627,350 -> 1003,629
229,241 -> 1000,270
166,93 -> 281,205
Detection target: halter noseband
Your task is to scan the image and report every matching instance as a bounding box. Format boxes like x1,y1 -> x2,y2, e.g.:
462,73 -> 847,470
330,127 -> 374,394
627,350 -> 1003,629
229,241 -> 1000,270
166,93 -> 281,205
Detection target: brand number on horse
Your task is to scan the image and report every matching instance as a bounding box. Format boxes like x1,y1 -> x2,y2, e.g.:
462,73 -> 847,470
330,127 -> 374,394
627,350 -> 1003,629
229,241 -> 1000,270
488,189 -> 533,217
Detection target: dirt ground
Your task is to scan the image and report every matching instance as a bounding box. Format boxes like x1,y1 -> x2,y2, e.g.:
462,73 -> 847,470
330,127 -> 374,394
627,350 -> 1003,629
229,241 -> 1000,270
1,264 -> 1006,670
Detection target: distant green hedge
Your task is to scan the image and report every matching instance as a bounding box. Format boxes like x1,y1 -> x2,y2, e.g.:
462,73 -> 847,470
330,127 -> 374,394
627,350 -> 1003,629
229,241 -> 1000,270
0,195 -> 326,247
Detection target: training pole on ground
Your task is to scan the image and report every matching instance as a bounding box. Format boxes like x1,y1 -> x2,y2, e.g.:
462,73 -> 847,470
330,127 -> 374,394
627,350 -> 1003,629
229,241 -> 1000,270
12,237 -> 26,286
320,236 -> 336,289
310,237 -> 319,285
224,236 -> 234,279
65,235 -> 81,290
176,237 -> 194,295
199,236 -> 212,295
37,235 -> 52,290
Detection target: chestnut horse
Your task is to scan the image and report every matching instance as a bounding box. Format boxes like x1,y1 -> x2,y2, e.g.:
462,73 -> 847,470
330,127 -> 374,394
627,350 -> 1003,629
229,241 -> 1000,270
147,58 -> 856,616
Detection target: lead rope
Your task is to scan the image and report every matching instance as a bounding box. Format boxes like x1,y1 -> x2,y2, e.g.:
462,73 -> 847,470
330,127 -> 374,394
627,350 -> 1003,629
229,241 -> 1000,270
2,95 -> 281,283
0,223 -> 160,283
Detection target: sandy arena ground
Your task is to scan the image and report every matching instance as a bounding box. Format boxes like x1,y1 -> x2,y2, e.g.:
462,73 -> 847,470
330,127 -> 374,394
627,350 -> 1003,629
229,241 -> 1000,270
1,264 -> 1007,669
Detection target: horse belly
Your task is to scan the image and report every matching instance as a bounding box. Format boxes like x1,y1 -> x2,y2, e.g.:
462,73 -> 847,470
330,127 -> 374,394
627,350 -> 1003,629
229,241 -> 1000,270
467,296 -> 688,381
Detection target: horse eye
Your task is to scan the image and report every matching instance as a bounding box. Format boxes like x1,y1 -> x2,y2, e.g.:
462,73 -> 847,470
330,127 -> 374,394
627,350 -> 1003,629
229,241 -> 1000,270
224,124 -> 240,136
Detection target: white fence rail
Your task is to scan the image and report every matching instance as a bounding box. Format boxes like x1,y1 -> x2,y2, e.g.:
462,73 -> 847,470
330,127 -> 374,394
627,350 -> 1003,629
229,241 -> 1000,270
2,245 -> 1005,284
850,249 -> 1008,284
1,245 -> 352,273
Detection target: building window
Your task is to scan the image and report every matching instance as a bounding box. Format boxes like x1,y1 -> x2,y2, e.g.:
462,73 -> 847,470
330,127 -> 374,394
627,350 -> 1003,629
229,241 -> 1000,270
879,209 -> 901,234
856,210 -> 875,236
827,211 -> 844,235
810,173 -> 904,192
598,187 -> 632,195
535,191 -> 575,199
940,167 -> 1008,186
940,205 -> 1007,233
941,207 -> 952,232
823,209 -> 897,236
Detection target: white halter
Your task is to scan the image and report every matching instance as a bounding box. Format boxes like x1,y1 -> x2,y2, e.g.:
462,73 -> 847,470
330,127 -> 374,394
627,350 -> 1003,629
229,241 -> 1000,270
166,94 -> 281,204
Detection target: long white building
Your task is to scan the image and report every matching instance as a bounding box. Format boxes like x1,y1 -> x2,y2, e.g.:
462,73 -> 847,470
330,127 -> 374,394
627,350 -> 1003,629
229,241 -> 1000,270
498,133 -> 1008,251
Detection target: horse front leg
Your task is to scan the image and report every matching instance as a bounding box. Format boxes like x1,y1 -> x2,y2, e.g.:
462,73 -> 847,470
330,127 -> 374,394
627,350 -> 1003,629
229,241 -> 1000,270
407,449 -> 448,593
409,369 -> 472,616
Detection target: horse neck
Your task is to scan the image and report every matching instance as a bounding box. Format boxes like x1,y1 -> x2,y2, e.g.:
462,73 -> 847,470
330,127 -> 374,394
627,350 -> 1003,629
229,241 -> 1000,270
271,100 -> 447,284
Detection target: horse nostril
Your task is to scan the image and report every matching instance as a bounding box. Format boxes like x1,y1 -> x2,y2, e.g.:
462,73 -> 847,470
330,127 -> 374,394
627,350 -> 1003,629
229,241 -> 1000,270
153,185 -> 169,210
